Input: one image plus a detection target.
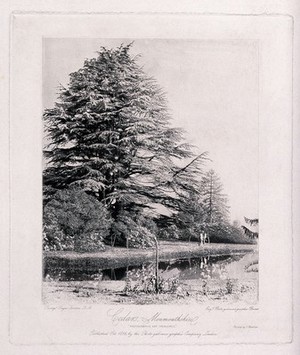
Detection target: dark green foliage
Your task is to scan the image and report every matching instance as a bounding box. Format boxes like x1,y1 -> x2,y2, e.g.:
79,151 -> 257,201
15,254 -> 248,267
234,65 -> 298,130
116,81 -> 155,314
43,188 -> 111,251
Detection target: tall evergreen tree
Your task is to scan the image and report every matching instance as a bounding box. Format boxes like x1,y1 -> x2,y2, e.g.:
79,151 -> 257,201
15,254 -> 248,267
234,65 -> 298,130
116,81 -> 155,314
199,169 -> 230,224
170,191 -> 204,241
43,44 -> 207,241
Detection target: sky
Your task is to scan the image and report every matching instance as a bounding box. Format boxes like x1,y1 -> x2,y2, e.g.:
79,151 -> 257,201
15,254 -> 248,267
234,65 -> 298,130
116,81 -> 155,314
43,38 -> 258,223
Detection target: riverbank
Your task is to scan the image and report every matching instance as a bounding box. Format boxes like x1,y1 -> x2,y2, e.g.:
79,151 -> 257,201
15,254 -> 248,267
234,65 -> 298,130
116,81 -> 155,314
43,242 -> 258,306
43,277 -> 258,306
44,241 -> 257,271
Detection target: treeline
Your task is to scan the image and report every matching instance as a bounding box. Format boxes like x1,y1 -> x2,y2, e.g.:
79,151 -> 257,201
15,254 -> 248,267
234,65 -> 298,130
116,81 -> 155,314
43,44 -> 254,251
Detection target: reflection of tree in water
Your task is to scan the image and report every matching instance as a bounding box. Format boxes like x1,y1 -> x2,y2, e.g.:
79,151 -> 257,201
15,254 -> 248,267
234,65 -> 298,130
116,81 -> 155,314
158,254 -> 246,281
44,254 -> 246,282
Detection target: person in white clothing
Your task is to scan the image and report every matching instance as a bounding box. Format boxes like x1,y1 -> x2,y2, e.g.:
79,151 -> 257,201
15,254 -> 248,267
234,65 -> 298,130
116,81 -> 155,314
204,232 -> 210,244
200,232 -> 204,246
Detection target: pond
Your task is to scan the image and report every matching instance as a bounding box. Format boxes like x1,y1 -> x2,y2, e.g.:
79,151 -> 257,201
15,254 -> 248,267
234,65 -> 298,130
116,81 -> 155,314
43,251 -> 258,283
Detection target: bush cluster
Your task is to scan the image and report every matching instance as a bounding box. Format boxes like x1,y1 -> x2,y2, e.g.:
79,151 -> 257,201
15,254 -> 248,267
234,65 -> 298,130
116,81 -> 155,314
124,265 -> 181,294
111,211 -> 157,248
207,223 -> 255,244
43,188 -> 254,252
43,187 -> 110,252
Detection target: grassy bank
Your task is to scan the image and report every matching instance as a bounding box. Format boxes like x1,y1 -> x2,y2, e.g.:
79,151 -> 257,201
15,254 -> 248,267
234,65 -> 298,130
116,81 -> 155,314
44,241 -> 257,271
43,242 -> 258,306
43,276 -> 258,306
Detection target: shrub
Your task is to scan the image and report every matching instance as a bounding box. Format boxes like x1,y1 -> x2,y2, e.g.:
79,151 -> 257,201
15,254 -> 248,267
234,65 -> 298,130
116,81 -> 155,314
177,222 -> 206,242
43,209 -> 75,251
225,278 -> 235,294
208,223 -> 255,244
158,224 -> 180,240
124,264 -> 182,294
136,214 -> 158,236
127,225 -> 156,249
110,211 -> 157,248
74,232 -> 106,253
43,187 -> 111,251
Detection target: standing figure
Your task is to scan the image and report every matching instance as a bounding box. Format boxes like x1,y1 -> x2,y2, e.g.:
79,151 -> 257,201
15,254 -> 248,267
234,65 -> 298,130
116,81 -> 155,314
200,232 -> 204,246
204,232 -> 210,244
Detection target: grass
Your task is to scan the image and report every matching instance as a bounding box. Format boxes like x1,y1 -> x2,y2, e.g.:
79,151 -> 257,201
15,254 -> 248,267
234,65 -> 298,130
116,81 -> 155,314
43,242 -> 258,306
43,278 -> 258,306
44,240 -> 257,271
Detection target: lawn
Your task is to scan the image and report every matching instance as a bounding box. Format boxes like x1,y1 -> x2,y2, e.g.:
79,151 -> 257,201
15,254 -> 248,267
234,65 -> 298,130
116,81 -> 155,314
44,240 -> 257,271
43,241 -> 258,306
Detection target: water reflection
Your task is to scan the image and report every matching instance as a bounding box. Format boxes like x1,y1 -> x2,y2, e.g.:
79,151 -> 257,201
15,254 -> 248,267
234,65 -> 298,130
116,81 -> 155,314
44,253 -> 250,282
